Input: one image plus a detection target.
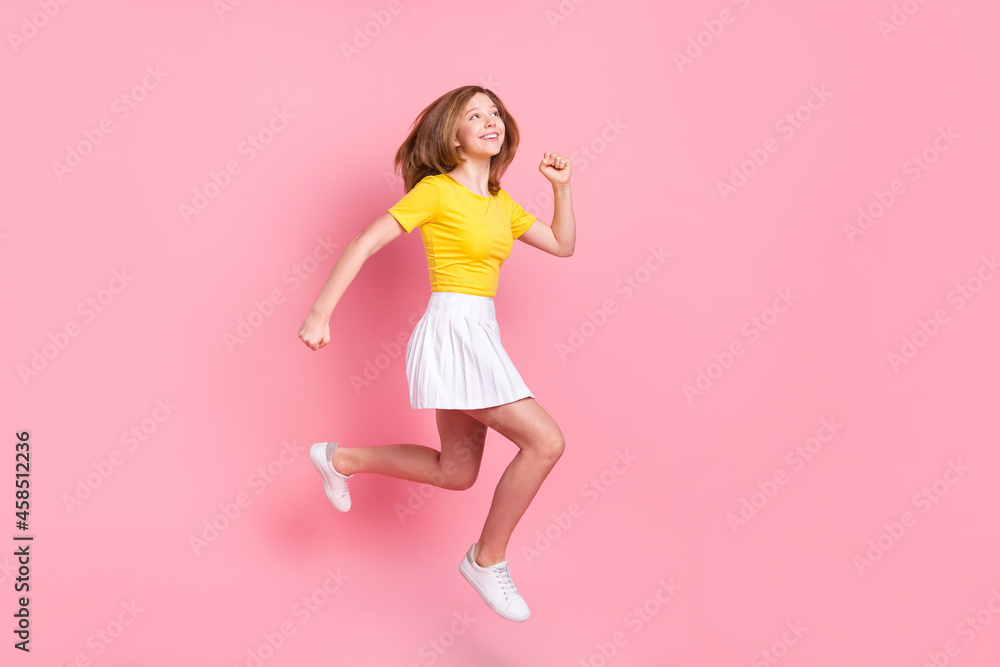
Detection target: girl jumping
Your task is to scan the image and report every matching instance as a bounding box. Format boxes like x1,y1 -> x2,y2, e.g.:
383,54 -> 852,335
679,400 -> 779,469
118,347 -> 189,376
297,84 -> 576,622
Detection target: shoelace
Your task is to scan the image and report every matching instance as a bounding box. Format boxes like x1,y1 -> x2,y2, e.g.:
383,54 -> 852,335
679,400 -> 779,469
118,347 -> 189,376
493,564 -> 518,600
329,458 -> 351,500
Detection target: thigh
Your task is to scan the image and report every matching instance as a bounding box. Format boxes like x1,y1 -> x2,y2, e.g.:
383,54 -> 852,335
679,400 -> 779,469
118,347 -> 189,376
436,408 -> 488,471
462,397 -> 564,452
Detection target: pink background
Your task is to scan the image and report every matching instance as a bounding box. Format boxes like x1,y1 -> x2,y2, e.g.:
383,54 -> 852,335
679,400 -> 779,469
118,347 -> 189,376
4,1 -> 999,665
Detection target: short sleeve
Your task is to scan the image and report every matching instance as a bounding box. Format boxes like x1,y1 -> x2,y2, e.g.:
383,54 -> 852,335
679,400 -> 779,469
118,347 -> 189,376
388,176 -> 440,233
505,191 -> 537,239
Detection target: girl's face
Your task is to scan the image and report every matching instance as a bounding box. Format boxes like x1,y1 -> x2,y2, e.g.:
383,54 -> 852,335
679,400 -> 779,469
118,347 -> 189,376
454,92 -> 504,159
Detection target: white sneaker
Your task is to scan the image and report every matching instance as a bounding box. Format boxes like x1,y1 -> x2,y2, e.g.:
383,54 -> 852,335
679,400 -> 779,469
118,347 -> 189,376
459,543 -> 530,622
309,442 -> 352,511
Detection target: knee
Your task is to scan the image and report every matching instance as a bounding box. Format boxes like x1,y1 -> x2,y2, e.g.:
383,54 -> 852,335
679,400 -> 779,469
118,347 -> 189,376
534,431 -> 565,464
440,471 -> 477,491
430,461 -> 478,491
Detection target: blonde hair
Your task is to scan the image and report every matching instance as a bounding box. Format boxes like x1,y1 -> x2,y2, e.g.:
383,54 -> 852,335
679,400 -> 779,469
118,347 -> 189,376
394,85 -> 521,197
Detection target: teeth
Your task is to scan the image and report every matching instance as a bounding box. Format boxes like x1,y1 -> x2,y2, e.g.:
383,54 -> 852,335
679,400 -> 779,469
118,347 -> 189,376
481,134 -> 498,139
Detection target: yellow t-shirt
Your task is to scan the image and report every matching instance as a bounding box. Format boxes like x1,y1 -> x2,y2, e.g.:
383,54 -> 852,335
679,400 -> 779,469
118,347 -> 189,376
388,172 -> 537,298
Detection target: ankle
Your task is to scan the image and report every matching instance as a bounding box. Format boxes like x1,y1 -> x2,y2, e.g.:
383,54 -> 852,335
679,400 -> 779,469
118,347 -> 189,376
474,543 -> 506,567
332,447 -> 354,476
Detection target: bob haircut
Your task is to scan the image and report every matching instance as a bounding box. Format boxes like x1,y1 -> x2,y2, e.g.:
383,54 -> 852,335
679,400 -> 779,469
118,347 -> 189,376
394,85 -> 521,197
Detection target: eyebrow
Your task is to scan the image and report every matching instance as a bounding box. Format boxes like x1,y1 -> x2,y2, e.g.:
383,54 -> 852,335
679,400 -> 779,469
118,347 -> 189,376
466,105 -> 498,115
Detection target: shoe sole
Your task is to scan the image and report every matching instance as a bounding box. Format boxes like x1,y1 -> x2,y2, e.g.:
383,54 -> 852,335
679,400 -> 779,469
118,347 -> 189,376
459,558 -> 530,622
309,442 -> 350,512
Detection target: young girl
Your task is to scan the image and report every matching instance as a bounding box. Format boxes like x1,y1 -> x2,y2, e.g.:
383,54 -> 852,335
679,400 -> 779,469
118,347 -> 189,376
297,85 -> 575,623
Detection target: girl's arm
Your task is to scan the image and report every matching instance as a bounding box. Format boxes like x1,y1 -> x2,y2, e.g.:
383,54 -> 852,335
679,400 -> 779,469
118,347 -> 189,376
549,182 -> 576,257
518,152 -> 575,257
299,211 -> 405,350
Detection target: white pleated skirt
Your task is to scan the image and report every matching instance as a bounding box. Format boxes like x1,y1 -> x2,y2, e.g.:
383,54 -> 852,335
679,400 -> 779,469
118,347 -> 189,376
405,291 -> 534,410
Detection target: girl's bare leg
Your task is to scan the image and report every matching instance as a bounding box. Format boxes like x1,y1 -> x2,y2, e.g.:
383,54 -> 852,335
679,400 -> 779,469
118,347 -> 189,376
460,397 -> 566,566
330,409 -> 487,490
326,397 -> 564,567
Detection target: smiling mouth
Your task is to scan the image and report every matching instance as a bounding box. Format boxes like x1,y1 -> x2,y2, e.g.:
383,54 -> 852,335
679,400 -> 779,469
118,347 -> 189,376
479,133 -> 500,141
